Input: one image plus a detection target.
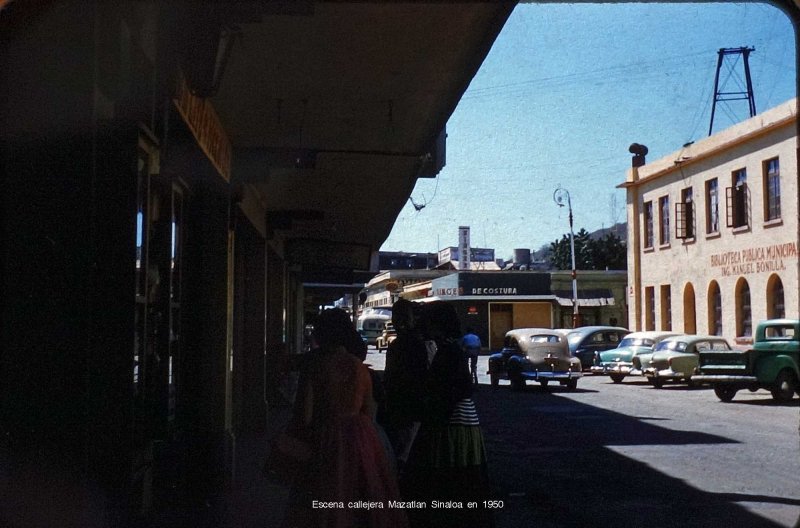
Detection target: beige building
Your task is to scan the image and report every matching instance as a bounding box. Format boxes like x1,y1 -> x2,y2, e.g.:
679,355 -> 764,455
622,98 -> 799,343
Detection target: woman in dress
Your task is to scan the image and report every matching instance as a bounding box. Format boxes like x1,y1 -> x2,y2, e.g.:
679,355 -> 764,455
282,309 -> 408,528
402,301 -> 493,528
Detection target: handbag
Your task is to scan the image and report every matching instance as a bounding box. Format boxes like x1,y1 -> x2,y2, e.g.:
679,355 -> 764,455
263,431 -> 312,486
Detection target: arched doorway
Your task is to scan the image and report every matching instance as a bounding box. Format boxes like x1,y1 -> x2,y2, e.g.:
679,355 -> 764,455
766,274 -> 785,319
683,282 -> 697,334
708,281 -> 722,336
735,278 -> 752,338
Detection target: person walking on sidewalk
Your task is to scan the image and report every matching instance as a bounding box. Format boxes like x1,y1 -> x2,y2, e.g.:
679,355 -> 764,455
281,309 -> 408,528
461,327 -> 482,385
381,299 -> 427,474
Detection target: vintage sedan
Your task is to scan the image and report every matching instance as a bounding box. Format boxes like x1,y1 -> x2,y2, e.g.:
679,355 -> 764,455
591,331 -> 682,383
488,328 -> 582,390
635,335 -> 735,388
559,326 -> 630,370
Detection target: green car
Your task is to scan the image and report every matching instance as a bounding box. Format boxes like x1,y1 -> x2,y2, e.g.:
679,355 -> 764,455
591,331 -> 682,383
693,319 -> 800,402
635,335 -> 735,388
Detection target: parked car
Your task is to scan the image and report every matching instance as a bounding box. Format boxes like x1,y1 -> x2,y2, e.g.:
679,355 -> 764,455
375,322 -> 397,352
559,326 -> 630,370
488,328 -> 582,391
634,335 -> 735,388
591,331 -> 682,383
693,319 -> 800,402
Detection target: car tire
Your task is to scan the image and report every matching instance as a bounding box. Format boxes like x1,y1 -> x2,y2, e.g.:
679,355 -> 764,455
539,379 -> 549,388
510,376 -> 525,391
652,378 -> 664,389
714,385 -> 738,402
610,374 -> 625,384
771,370 -> 798,402
565,378 -> 578,391
490,373 -> 499,389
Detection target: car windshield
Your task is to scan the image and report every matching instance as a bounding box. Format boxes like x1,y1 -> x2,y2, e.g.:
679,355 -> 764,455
654,340 -> 687,352
618,337 -> 654,348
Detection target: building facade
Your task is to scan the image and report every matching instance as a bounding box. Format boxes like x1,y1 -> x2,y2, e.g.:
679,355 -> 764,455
622,99 -> 799,343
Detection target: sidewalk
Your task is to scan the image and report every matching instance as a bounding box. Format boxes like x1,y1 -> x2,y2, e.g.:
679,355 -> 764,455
149,402 -> 294,528
221,430 -> 290,528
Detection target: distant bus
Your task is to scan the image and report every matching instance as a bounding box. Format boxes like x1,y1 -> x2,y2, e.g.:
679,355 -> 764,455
357,307 -> 392,346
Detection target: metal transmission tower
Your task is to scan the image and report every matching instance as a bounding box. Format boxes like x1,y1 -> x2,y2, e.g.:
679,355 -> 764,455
708,47 -> 756,136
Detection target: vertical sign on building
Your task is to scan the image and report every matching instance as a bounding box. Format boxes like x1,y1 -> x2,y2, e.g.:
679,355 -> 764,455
458,226 -> 471,270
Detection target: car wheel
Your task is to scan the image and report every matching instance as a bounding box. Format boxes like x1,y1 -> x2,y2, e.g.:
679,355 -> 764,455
771,370 -> 798,402
652,378 -> 664,389
510,376 -> 525,391
539,379 -> 549,388
714,385 -> 737,402
610,374 -> 625,384
565,378 -> 578,391
490,373 -> 499,389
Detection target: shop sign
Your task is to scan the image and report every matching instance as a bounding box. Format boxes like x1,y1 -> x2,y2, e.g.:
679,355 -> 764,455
471,287 -> 518,295
458,226 -> 471,270
459,272 -> 550,296
431,287 -> 463,297
173,71 -> 232,182
709,241 -> 798,277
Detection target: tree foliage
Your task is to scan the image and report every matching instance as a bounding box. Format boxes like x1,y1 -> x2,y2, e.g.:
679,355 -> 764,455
548,229 -> 626,270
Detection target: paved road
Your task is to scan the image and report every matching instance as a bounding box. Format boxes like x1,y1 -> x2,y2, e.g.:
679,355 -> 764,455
365,349 -> 800,528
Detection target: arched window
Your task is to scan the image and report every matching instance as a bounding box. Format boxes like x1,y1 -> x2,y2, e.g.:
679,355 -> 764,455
766,274 -> 785,319
708,281 -> 722,336
683,282 -> 697,334
735,278 -> 752,337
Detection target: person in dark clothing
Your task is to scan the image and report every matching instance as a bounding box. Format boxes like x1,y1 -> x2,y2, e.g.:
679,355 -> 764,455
402,301 -> 493,528
381,299 -> 428,471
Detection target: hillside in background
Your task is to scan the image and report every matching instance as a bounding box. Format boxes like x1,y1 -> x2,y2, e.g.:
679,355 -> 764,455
530,222 -> 627,268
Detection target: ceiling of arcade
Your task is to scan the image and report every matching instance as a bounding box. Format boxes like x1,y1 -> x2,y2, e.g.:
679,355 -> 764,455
204,2 -> 515,283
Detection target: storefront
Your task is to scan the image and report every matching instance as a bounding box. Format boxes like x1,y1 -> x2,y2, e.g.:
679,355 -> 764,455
417,271 -> 625,350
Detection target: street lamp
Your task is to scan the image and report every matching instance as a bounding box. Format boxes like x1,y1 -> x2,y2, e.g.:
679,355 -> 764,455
553,186 -> 582,327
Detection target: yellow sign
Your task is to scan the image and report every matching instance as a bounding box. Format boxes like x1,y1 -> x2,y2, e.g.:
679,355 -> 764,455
173,72 -> 232,182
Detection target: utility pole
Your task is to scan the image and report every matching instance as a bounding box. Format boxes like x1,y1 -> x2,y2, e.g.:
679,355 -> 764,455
708,47 -> 756,136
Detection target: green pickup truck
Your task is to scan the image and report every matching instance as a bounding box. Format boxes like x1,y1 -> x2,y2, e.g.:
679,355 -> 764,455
693,319 -> 799,402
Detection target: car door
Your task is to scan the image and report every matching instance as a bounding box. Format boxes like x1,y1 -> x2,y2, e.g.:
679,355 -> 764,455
584,330 -> 612,357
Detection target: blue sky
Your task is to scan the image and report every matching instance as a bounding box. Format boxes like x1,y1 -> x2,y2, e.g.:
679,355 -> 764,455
381,2 -> 796,260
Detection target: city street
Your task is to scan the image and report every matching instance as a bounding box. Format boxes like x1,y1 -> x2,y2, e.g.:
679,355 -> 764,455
365,350 -> 800,528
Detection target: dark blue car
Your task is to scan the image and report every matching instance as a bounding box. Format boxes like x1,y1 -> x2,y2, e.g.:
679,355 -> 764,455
559,326 -> 630,371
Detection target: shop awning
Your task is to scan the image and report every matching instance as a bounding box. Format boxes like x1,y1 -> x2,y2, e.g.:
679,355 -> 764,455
553,289 -> 616,307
